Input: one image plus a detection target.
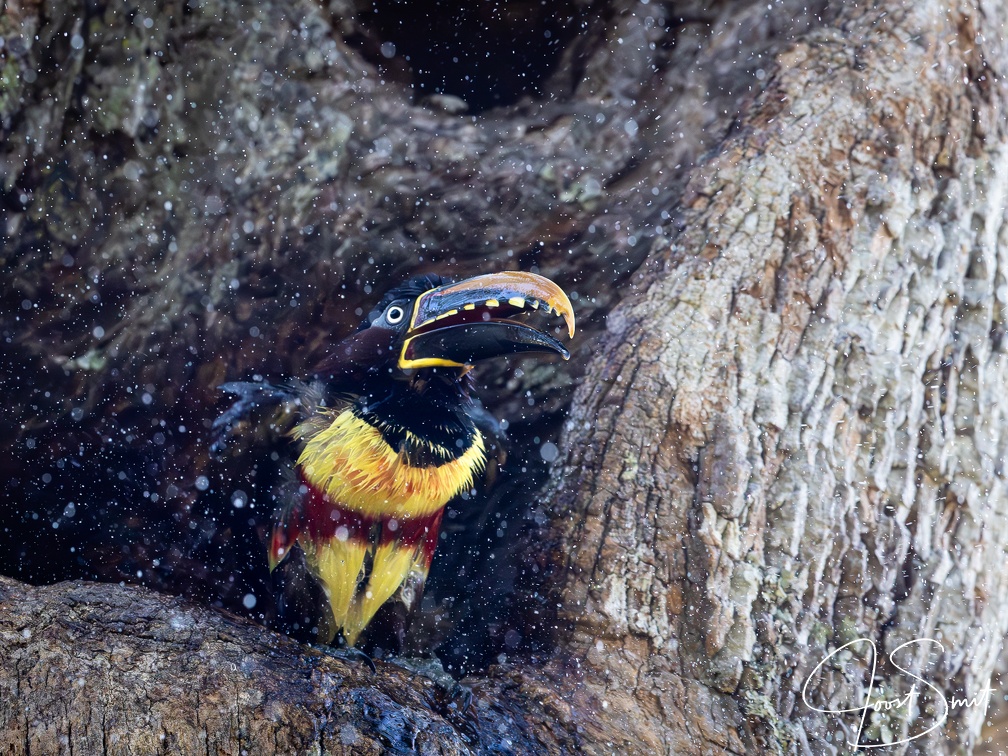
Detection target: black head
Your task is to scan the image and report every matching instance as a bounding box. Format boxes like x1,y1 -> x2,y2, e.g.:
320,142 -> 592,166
316,271 -> 576,388
361,274 -> 449,331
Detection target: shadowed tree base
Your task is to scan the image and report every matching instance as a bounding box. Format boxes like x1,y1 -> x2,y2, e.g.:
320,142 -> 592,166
0,575 -> 582,754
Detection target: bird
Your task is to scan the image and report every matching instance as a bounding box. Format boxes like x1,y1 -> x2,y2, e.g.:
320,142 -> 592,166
212,270 -> 575,648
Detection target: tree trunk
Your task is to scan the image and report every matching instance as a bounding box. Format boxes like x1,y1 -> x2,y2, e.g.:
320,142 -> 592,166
2,0 -> 1007,753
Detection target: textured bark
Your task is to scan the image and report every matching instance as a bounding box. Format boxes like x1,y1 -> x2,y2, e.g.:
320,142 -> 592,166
2,0 -> 1008,753
0,575 -> 575,755
548,1 -> 1008,752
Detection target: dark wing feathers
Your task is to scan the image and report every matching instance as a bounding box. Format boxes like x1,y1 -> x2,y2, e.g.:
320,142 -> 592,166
210,380 -> 325,456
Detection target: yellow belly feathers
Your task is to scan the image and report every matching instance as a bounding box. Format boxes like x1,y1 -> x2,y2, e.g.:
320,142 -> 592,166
289,407 -> 485,645
296,407 -> 485,519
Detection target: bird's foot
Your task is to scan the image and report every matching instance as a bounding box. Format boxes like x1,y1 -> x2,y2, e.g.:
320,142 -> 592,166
389,655 -> 476,721
445,681 -> 474,718
389,655 -> 454,687
318,644 -> 377,673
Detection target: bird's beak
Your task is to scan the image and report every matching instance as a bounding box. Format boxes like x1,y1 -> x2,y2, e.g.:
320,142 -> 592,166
398,271 -> 576,370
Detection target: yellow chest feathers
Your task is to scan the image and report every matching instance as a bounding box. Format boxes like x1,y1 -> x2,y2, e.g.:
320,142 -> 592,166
296,408 -> 486,519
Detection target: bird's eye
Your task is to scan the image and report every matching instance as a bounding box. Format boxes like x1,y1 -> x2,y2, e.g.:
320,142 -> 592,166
386,305 -> 405,324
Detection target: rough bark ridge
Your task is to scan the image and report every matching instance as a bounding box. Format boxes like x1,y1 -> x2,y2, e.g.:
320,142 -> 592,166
2,0 -> 1007,753
550,0 -> 1008,752
0,575 -> 575,754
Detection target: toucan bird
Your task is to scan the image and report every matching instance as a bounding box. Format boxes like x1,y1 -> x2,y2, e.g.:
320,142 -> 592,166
213,271 -> 575,647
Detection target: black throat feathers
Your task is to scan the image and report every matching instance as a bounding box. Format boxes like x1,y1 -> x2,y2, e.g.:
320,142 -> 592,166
351,372 -> 479,468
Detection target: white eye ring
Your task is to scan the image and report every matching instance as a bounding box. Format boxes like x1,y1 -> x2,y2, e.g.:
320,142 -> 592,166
386,305 -> 405,324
